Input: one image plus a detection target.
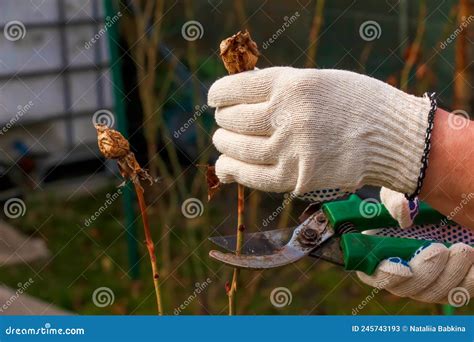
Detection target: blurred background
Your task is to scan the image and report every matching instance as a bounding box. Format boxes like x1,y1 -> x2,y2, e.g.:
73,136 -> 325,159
0,0 -> 472,315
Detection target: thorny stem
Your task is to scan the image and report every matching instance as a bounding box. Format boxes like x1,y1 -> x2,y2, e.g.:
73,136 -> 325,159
133,180 -> 163,315
218,30 -> 258,315
228,184 -> 245,315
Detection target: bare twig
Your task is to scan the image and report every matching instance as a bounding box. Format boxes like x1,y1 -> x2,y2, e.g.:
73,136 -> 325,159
128,0 -> 166,179
453,0 -> 469,109
305,0 -> 325,68
227,184 -> 245,314
218,30 -> 259,315
133,180 -> 163,315
234,0 -> 249,30
95,124 -> 163,315
400,0 -> 426,91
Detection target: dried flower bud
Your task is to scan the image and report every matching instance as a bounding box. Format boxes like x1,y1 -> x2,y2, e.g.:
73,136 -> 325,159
220,30 -> 259,74
95,124 -> 130,159
95,123 -> 153,187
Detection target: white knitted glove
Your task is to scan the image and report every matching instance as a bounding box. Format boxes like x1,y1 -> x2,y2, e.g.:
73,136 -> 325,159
380,187 -> 419,228
357,242 -> 474,304
208,67 -> 432,201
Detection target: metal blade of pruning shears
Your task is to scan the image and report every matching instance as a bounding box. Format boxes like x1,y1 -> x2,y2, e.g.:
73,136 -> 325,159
208,210 -> 334,269
208,227 -> 296,255
210,229 -> 345,267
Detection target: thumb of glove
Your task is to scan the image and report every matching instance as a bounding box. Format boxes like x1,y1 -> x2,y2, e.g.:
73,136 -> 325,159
380,187 -> 419,228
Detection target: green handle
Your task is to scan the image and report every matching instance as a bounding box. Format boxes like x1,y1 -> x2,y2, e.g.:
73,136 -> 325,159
322,194 -> 453,275
340,233 -> 442,275
322,194 -> 448,232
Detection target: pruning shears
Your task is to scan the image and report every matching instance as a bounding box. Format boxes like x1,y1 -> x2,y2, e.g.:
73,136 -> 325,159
209,194 -> 449,275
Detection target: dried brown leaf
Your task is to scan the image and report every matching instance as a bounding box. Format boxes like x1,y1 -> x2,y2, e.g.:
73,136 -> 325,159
197,164 -> 222,201
220,30 -> 259,74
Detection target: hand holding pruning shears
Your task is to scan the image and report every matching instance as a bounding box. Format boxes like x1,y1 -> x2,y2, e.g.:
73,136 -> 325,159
207,66 -> 474,304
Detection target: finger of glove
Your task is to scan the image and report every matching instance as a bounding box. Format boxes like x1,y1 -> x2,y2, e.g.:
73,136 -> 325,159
380,187 -> 418,228
213,128 -> 277,165
215,154 -> 296,193
411,243 -> 474,303
440,265 -> 474,305
386,243 -> 449,297
357,257 -> 412,289
214,102 -> 274,136
208,68 -> 275,107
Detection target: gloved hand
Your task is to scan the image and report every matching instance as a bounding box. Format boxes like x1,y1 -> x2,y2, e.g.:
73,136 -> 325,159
380,187 -> 419,228
357,242 -> 474,304
208,67 -> 432,201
